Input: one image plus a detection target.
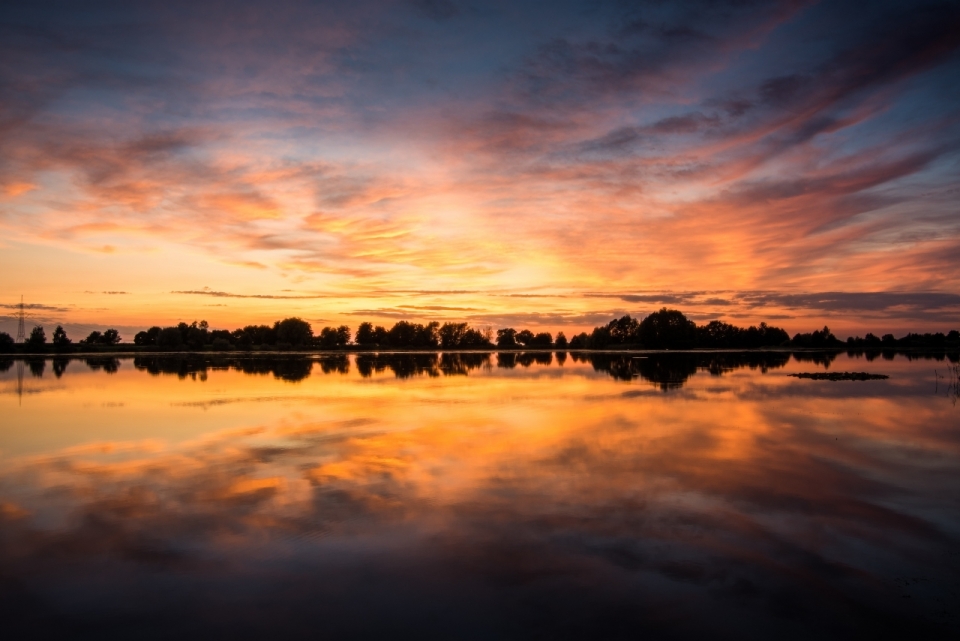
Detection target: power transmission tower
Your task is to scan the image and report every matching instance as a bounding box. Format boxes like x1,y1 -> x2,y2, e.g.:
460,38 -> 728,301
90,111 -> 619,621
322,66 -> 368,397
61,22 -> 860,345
16,295 -> 26,343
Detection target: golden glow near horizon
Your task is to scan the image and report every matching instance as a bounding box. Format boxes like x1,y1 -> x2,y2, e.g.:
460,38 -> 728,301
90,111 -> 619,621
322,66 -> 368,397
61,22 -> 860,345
2,2 -> 959,338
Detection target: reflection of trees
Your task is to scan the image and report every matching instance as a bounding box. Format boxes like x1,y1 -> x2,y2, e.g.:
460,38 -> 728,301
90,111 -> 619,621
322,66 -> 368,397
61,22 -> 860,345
28,350 -> 908,389
0,357 -> 13,373
846,349 -> 960,364
356,354 -> 388,378
356,353 -> 455,379
440,353 -> 490,376
271,358 -> 314,382
700,352 -> 790,375
27,357 -> 46,378
132,356 -> 314,382
319,355 -> 349,375
83,357 -> 120,374
791,351 -> 838,368
497,352 -> 552,368
386,354 -> 439,379
571,352 -> 792,389
52,357 -> 70,378
578,353 -> 698,389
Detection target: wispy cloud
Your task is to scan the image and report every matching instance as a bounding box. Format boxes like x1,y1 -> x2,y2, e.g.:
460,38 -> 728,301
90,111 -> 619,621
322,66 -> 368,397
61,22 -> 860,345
171,290 -> 329,300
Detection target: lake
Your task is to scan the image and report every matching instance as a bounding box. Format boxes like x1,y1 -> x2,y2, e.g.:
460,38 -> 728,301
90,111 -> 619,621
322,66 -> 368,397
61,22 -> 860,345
1,351 -> 958,639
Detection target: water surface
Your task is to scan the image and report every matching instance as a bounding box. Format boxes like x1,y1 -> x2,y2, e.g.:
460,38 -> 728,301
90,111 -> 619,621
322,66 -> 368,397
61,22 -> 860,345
1,352 -> 958,639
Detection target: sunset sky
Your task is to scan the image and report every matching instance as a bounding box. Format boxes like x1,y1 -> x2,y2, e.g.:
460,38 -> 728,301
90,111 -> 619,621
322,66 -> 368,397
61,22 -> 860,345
2,0 -> 959,339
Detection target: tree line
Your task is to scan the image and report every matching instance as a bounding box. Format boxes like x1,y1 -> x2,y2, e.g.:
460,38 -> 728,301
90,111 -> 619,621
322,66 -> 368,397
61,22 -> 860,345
2,308 -> 959,353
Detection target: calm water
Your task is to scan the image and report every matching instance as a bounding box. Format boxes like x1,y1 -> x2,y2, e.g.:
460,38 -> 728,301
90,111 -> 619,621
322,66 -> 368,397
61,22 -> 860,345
1,351 -> 959,639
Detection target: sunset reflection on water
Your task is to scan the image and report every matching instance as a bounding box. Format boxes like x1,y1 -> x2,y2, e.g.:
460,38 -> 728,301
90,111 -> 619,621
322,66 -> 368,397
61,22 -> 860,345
1,352 -> 958,639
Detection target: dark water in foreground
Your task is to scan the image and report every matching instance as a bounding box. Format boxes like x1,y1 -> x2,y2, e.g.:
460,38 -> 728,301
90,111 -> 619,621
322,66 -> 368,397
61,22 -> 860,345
1,351 -> 959,639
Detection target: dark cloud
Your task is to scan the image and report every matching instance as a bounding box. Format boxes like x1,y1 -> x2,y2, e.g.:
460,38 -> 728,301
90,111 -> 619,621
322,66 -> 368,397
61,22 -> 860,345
0,302 -> 71,312
615,294 -> 693,305
465,310 -> 633,327
740,291 -> 960,313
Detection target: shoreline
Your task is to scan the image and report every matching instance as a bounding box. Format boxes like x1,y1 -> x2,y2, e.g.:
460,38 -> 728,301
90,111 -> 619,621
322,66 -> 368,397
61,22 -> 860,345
3,346 -> 959,358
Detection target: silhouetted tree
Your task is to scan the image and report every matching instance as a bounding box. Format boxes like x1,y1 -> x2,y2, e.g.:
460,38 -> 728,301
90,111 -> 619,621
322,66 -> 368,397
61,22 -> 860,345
0,332 -> 15,353
534,332 -> 553,348
439,322 -> 491,348
80,328 -> 121,346
231,324 -> 276,348
568,332 -> 590,349
589,324 -> 611,348
355,322 -> 377,346
696,320 -> 741,348
554,332 -> 568,349
386,321 -> 439,348
440,322 -> 469,349
157,327 -> 184,349
516,329 -> 535,346
741,322 -> 789,347
209,329 -> 232,345
638,308 -> 696,349
846,332 -> 882,347
608,315 -> 641,344
27,325 -> 46,350
790,326 -> 842,348
275,317 -> 314,347
318,325 -> 351,348
134,326 -> 162,346
52,325 -> 72,351
696,320 -> 788,348
496,328 -> 518,348
175,321 -> 207,349
461,327 -> 492,348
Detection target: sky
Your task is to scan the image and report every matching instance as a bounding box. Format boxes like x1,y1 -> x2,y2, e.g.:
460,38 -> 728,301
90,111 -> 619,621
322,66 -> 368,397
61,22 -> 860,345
1,0 -> 959,340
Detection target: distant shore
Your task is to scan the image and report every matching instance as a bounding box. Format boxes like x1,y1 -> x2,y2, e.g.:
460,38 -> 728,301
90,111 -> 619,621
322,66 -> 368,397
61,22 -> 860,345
4,307 -> 958,355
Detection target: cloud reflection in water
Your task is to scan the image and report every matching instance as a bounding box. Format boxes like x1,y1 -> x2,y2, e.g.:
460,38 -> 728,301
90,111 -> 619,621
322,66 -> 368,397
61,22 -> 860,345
0,353 -> 958,639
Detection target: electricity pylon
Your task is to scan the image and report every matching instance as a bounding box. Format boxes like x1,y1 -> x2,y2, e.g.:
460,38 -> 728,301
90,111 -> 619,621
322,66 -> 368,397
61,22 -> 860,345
16,295 -> 26,343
